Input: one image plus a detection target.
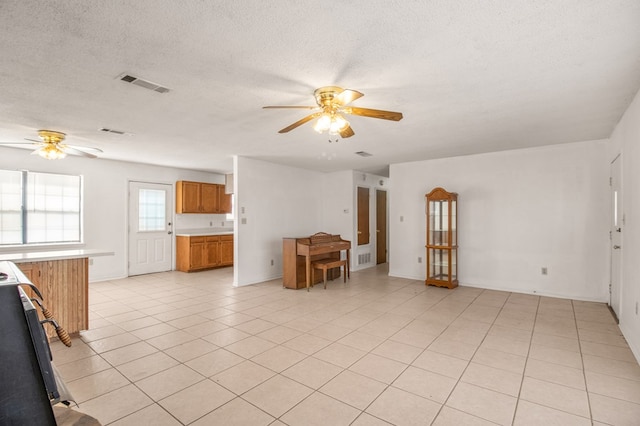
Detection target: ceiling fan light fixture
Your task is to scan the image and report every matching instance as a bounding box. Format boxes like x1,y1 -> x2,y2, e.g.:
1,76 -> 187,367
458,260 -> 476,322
37,144 -> 67,160
313,114 -> 331,133
329,114 -> 349,135
314,113 -> 349,135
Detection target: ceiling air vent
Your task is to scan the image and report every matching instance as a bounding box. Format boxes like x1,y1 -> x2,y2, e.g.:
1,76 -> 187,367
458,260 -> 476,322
355,151 -> 372,157
99,128 -> 126,135
118,73 -> 170,94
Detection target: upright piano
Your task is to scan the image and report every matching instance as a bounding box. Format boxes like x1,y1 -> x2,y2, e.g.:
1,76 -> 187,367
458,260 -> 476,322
282,232 -> 351,289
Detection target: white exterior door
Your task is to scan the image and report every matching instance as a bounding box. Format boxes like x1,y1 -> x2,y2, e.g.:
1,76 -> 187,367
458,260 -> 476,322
128,181 -> 173,276
610,155 -> 622,319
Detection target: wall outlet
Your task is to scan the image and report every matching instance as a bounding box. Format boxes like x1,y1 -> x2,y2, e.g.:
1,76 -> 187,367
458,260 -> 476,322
89,258 -> 94,266
418,257 -> 422,263
541,267 -> 548,275
209,221 -> 213,226
241,218 -> 247,224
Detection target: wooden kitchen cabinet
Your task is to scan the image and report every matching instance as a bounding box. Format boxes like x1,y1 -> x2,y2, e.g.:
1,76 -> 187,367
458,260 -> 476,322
176,181 -> 231,214
176,234 -> 233,272
187,236 -> 206,269
200,183 -> 219,213
219,234 -> 234,266
218,186 -> 232,214
205,236 -> 220,266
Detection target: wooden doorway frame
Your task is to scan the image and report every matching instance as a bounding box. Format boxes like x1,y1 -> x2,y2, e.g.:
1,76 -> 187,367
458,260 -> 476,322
376,189 -> 387,264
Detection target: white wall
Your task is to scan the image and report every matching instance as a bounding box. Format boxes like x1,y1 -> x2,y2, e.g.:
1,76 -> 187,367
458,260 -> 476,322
389,140 -> 610,302
234,156 -> 323,286
609,87 -> 640,361
320,170 -> 354,243
0,147 -> 224,281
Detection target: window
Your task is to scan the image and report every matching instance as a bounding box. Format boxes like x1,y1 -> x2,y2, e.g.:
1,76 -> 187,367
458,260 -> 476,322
138,189 -> 166,231
0,170 -> 82,245
226,194 -> 234,221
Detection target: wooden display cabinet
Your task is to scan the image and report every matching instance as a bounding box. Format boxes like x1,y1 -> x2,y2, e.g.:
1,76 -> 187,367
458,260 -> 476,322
425,187 -> 458,289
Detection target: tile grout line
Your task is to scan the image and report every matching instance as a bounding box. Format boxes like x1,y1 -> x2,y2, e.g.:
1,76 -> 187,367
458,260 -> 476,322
572,299 -> 595,423
509,292 -> 541,426
427,287 -> 505,425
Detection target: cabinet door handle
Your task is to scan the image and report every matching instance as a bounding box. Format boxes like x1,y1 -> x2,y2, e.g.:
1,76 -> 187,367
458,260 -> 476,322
168,231 -> 173,235
613,245 -> 621,249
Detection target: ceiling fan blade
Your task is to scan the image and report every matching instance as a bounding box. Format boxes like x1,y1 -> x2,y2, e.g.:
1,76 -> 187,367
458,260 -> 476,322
278,113 -> 321,133
339,125 -> 355,138
263,105 -> 318,110
62,146 -> 98,158
344,107 -> 403,121
0,142 -> 38,146
334,89 -> 364,106
67,144 -> 103,153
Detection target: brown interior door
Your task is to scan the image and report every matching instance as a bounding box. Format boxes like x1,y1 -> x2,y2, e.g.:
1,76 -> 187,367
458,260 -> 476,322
357,187 -> 370,245
376,189 -> 387,264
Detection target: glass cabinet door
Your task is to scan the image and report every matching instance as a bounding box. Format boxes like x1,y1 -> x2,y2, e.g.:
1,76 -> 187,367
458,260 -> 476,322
428,200 -> 449,246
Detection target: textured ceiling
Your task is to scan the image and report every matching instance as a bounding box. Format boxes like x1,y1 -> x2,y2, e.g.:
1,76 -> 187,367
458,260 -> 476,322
1,1 -> 639,176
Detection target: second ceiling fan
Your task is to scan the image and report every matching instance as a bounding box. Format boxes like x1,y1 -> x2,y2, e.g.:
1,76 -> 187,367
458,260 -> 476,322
263,86 -> 403,138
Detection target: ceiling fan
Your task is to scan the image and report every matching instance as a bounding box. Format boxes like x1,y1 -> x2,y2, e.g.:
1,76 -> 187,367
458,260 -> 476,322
263,86 -> 403,138
0,130 -> 103,159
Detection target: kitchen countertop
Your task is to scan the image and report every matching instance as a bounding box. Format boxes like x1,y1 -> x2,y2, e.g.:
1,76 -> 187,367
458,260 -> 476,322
175,229 -> 234,237
0,249 -> 114,263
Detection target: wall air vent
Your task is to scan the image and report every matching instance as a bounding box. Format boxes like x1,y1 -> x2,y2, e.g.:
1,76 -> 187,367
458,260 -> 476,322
358,253 -> 372,265
118,73 -> 170,94
355,151 -> 372,157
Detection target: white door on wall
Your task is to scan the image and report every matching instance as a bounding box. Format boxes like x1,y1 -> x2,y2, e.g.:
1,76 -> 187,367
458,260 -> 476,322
128,181 -> 173,276
610,155 -> 622,320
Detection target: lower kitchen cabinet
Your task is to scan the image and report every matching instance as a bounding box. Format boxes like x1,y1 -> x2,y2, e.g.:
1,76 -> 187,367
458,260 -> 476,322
176,234 -> 233,272
219,235 -> 234,266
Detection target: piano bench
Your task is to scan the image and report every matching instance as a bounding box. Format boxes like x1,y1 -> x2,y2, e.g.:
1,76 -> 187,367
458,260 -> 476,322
311,258 -> 349,291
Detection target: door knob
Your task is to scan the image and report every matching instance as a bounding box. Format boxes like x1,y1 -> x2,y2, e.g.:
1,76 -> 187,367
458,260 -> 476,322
613,245 -> 621,249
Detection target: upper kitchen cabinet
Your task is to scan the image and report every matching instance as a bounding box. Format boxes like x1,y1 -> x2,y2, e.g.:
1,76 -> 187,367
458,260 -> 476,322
218,185 -> 232,213
176,180 -> 232,214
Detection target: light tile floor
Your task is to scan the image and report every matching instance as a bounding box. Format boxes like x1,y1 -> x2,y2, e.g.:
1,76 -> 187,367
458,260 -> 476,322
50,265 -> 640,425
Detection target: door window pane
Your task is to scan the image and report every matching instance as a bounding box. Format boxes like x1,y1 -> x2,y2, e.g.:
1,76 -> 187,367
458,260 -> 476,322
139,189 -> 166,231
